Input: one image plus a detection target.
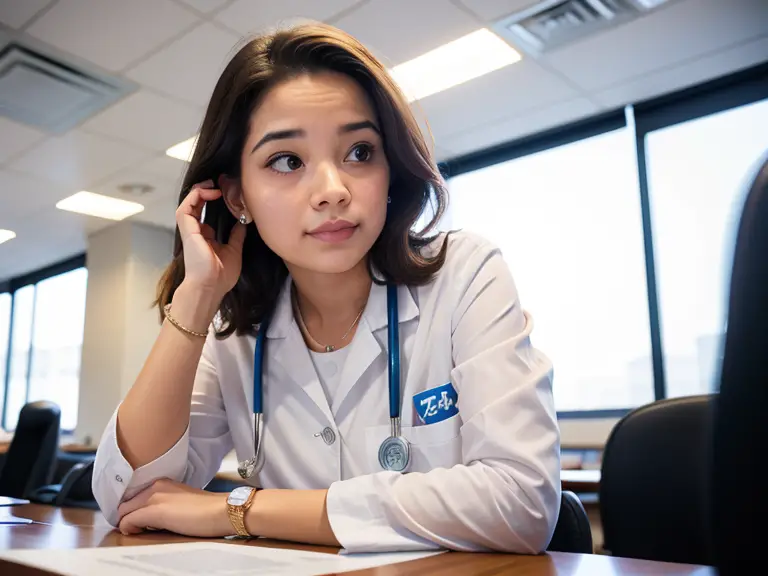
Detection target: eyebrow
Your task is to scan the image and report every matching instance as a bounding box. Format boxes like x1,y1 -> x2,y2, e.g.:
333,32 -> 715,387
250,120 -> 381,154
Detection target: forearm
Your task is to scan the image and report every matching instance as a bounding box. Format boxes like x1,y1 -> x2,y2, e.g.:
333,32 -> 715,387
245,490 -> 339,547
116,282 -> 221,469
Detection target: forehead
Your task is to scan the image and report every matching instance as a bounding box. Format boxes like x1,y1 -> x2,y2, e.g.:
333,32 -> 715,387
249,72 -> 377,133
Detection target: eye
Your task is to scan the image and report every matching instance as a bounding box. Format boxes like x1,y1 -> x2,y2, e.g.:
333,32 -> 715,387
345,143 -> 374,163
268,154 -> 304,174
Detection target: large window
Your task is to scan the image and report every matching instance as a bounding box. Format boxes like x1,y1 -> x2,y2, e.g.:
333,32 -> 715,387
444,62 -> 768,415
1,260 -> 87,431
645,97 -> 768,399
448,128 -> 654,412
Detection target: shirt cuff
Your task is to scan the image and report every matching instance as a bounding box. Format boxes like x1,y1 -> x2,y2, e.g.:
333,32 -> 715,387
93,410 -> 190,526
326,473 -> 442,553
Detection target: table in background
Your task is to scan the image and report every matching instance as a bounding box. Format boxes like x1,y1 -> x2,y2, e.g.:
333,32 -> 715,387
0,504 -> 713,575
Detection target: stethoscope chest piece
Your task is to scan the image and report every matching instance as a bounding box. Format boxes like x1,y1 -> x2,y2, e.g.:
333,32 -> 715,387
238,458 -> 257,479
378,435 -> 410,472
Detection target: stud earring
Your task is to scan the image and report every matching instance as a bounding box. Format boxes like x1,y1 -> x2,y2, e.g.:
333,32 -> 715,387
387,196 -> 392,204
239,214 -> 247,225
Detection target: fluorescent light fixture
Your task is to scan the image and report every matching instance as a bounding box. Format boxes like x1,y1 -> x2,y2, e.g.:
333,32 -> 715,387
390,28 -> 521,102
166,135 -> 198,162
0,229 -> 16,245
56,191 -> 144,221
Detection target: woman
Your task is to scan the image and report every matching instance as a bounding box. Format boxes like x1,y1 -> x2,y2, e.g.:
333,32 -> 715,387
92,22 -> 560,553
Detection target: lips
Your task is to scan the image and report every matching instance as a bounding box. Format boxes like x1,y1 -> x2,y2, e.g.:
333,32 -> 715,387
307,219 -> 358,243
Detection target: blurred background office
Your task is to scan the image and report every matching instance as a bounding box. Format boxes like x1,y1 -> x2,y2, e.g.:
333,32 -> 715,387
0,0 -> 767,558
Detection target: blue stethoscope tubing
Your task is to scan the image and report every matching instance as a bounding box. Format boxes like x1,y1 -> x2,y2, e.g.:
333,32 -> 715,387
237,284 -> 410,479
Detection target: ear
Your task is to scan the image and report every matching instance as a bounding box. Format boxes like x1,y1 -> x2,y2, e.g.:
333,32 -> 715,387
219,175 -> 252,223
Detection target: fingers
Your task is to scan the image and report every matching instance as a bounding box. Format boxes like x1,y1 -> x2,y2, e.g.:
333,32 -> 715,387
227,220 -> 247,252
119,507 -> 154,536
176,180 -> 222,239
117,485 -> 155,521
200,223 -> 216,243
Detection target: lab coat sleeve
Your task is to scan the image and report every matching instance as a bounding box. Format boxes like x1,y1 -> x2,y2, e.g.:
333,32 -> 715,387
326,236 -> 561,552
92,331 -> 234,527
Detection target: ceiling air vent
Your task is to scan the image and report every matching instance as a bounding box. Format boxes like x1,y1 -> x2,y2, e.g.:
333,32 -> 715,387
0,43 -> 134,134
493,0 -> 674,55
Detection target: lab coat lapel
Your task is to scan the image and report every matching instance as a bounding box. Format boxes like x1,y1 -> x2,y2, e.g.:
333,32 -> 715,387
331,283 -> 419,414
267,279 -> 335,424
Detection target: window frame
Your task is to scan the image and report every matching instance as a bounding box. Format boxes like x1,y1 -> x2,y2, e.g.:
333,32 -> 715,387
0,253 -> 86,431
442,60 -> 768,419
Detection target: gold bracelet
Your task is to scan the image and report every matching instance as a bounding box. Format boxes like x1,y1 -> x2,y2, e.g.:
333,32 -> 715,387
163,303 -> 208,338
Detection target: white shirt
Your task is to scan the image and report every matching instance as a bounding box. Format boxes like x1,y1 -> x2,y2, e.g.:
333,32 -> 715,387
92,231 -> 561,553
309,346 -> 351,406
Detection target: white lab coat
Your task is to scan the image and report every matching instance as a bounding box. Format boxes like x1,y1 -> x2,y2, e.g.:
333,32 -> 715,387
93,231 -> 561,553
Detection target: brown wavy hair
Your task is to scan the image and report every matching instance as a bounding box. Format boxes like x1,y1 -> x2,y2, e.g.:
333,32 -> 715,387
156,23 -> 449,338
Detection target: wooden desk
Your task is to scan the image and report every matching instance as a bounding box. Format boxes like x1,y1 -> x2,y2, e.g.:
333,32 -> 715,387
0,504 -> 713,575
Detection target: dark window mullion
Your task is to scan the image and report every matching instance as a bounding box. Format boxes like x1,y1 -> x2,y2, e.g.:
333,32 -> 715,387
1,290 -> 15,430
23,284 -> 37,406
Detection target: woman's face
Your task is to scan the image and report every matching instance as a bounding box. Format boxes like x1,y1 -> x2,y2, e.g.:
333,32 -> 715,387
237,71 -> 390,275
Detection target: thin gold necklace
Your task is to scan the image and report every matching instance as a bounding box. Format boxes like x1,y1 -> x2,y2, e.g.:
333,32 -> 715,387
292,287 -> 366,353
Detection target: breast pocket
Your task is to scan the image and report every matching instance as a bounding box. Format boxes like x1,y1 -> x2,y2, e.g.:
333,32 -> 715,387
364,414 -> 462,474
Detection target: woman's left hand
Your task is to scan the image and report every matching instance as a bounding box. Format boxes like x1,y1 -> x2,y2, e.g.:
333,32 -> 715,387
117,478 -> 232,537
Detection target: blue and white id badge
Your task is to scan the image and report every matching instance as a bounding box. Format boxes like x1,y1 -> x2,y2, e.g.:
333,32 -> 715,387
413,382 -> 459,425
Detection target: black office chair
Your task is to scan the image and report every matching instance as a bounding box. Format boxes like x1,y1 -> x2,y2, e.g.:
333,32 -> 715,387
546,490 -> 593,553
0,400 -> 61,499
600,395 -> 714,565
713,153 -> 768,575
30,460 -> 99,510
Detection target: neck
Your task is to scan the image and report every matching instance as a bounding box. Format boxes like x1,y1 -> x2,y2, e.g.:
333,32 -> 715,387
288,260 -> 372,349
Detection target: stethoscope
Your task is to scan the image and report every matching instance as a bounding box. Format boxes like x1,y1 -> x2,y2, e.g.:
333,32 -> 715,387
237,284 -> 410,479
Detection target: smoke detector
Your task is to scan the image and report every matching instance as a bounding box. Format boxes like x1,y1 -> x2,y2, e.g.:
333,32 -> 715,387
118,183 -> 155,197
493,0 -> 676,55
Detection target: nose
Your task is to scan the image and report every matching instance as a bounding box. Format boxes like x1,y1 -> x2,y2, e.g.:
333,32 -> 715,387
310,162 -> 351,210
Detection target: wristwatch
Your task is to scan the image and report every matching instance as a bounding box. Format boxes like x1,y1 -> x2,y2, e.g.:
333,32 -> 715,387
226,486 -> 257,537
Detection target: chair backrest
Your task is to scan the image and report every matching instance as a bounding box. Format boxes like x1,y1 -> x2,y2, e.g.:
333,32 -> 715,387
56,459 -> 95,506
713,152 -> 768,574
0,401 -> 61,499
546,490 -> 593,553
600,395 -> 714,565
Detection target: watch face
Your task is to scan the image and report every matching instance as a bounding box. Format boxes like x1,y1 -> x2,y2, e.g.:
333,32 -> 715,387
228,486 -> 252,506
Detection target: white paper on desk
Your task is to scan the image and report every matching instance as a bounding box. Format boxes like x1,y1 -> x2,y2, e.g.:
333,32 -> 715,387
0,542 -> 443,576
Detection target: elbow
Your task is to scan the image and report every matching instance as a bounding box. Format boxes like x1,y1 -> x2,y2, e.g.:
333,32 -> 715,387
489,467 -> 561,554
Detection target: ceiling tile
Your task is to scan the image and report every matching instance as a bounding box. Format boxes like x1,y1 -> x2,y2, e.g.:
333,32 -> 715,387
0,118 -> 45,164
126,22 -> 241,107
81,90 -> 203,152
142,155 -> 189,184
334,0 -> 480,66
90,163 -> 181,207
215,0 -> 362,35
0,169 -> 70,221
26,0 -> 199,71
8,130 -> 149,189
440,98 -> 600,157
175,0 -> 231,14
418,59 -> 579,139
543,0 -> 768,92
594,35 -> 768,110
0,0 -> 53,29
0,207 -> 98,282
455,0 -> 537,22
